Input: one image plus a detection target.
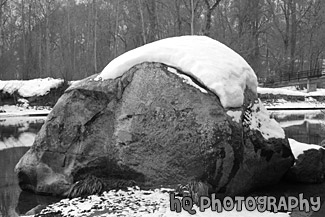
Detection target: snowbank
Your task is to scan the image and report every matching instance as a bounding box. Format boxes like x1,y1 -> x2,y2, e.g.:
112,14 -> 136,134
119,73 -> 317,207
288,138 -> 324,159
0,77 -> 64,97
0,105 -> 51,117
264,100 -> 325,110
36,187 -> 290,217
96,36 -> 257,108
258,86 -> 325,97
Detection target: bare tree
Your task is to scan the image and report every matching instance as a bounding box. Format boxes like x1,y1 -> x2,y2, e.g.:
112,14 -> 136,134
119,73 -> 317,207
138,0 -> 147,44
191,0 -> 194,35
203,0 -> 222,36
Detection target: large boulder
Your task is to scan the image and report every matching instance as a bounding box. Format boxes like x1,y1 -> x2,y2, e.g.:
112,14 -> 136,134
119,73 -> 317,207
15,62 -> 294,197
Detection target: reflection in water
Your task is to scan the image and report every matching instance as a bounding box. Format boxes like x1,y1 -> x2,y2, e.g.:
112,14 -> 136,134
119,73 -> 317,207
0,147 -> 29,217
284,121 -> 325,145
271,110 -> 325,145
0,117 -> 60,217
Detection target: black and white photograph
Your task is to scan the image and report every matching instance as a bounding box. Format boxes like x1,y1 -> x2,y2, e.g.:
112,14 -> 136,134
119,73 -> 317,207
0,0 -> 325,216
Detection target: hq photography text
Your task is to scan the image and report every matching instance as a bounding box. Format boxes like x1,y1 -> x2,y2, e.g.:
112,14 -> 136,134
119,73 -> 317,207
169,193 -> 321,214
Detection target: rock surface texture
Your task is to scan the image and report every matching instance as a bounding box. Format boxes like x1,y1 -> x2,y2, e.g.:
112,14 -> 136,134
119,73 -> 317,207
15,63 -> 294,197
286,148 -> 325,183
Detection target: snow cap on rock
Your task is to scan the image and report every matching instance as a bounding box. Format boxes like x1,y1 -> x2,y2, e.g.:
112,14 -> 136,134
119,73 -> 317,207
96,36 -> 257,108
288,138 -> 324,159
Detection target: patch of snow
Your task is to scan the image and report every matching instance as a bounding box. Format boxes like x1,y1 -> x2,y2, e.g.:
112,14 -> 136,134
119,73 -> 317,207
0,77 -> 64,97
257,87 -> 305,96
17,98 -> 29,107
96,36 -> 257,108
0,105 -> 51,117
37,187 -> 290,217
258,87 -> 325,97
288,138 -> 324,159
305,96 -> 317,102
226,110 -> 242,123
0,116 -> 46,126
249,99 -> 285,140
167,66 -> 208,93
263,100 -> 325,110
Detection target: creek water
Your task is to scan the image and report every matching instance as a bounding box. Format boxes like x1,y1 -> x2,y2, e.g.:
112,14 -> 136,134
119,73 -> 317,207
0,110 -> 324,216
0,117 -> 60,217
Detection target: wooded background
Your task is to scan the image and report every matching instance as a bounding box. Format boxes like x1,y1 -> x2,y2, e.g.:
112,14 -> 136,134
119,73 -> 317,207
0,0 -> 324,82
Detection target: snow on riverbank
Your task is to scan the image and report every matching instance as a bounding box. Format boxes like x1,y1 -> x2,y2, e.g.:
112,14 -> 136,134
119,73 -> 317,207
264,99 -> 325,109
33,187 -> 290,217
258,87 -> 325,109
0,105 -> 51,117
0,77 -> 64,97
258,86 -> 325,97
0,115 -> 46,127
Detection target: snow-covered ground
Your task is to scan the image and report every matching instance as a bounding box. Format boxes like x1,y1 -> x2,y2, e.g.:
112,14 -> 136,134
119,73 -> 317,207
32,187 -> 290,217
258,86 -> 325,109
0,105 -> 51,117
0,77 -> 64,97
258,86 -> 325,97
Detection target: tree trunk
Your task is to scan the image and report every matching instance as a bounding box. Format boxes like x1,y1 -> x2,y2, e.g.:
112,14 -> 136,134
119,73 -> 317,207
251,0 -> 260,76
203,0 -> 222,36
138,0 -> 146,44
146,0 -> 158,42
0,0 -> 6,57
114,0 -> 119,57
289,0 -> 297,73
190,0 -> 194,35
45,1 -> 51,77
283,0 -> 290,66
175,0 -> 182,35
21,0 -> 27,79
93,0 -> 97,73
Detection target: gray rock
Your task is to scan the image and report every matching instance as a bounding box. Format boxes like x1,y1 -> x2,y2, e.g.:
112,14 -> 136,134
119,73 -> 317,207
286,147 -> 325,183
15,62 -> 294,197
25,204 -> 47,216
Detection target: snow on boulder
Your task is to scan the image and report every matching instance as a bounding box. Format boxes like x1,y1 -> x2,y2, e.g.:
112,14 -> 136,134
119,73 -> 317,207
95,36 -> 257,108
285,138 -> 325,183
16,63 -> 293,199
0,77 -> 64,97
247,99 -> 285,140
288,138 -> 324,159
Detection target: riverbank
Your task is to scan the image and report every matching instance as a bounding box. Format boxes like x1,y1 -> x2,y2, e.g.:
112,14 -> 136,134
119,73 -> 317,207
2,79 -> 325,116
258,86 -> 325,109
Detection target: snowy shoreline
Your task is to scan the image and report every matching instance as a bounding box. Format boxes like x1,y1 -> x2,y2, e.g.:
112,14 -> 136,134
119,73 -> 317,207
2,78 -> 325,113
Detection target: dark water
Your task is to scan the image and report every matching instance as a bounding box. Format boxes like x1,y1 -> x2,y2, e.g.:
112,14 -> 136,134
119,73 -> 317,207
0,117 -> 60,217
0,111 -> 325,216
271,110 -> 325,145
